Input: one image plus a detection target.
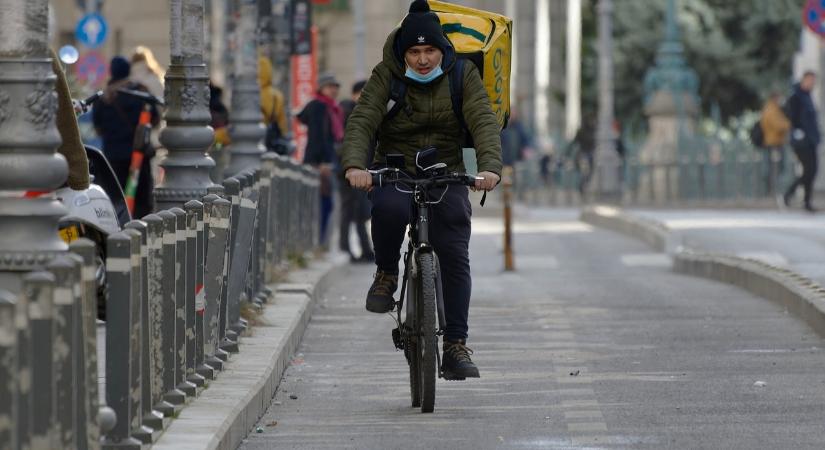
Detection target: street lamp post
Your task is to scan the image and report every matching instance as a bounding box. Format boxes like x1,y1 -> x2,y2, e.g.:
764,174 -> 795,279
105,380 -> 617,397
226,0 -> 265,177
154,0 -> 217,211
594,0 -> 621,201
0,0 -> 68,293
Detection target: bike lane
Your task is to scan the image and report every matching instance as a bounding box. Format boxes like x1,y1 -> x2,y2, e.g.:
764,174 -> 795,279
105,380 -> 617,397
241,209 -> 825,449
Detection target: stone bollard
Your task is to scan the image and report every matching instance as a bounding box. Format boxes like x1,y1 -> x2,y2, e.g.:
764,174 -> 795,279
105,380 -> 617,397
156,211 -> 186,408
140,214 -> 174,425
124,222 -> 162,443
25,272 -> 57,449
185,200 -> 214,382
69,239 -> 102,449
221,177 -> 241,343
47,255 -> 84,448
170,207 -> 197,398
101,233 -> 142,449
0,289 -> 18,450
201,195 -> 227,370
14,276 -> 32,450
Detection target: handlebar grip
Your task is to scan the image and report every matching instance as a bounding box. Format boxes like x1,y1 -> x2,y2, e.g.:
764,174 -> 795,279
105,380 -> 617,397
371,173 -> 382,187
83,90 -> 104,106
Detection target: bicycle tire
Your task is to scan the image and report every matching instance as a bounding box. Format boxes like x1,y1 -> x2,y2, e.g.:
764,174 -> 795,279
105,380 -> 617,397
417,252 -> 438,413
406,263 -> 421,408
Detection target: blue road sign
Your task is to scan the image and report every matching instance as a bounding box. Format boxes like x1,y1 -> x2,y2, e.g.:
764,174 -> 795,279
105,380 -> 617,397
75,13 -> 108,49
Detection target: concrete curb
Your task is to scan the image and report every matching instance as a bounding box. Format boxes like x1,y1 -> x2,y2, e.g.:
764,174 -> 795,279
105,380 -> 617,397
581,205 -> 825,337
580,205 -> 675,252
152,257 -> 344,450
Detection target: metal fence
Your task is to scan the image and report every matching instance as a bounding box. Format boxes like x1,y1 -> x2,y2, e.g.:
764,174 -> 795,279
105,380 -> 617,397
514,135 -> 791,207
0,154 -> 320,449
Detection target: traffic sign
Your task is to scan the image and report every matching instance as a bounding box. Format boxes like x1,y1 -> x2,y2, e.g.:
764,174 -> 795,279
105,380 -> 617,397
76,51 -> 107,86
804,0 -> 825,38
75,13 -> 108,49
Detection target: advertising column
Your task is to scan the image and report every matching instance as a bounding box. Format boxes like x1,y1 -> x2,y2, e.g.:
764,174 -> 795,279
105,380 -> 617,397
290,0 -> 317,163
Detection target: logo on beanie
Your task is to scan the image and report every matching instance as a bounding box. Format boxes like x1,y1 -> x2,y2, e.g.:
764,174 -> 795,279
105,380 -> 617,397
418,35 -> 426,43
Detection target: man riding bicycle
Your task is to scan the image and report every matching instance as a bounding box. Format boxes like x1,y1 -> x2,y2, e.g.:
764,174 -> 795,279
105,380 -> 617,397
342,0 -> 502,380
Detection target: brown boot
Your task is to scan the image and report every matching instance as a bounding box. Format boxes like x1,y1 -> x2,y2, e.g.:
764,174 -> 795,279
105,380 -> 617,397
365,271 -> 398,313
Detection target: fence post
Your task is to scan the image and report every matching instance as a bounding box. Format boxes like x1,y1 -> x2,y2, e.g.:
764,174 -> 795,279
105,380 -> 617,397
157,211 -> 186,408
69,239 -> 102,449
140,214 -> 174,425
201,195 -> 226,370
214,196 -> 238,354
186,200 -> 215,382
100,233 -> 142,449
14,273 -> 32,450
0,290 -> 17,450
124,222 -> 162,443
170,207 -> 197,397
222,177 -> 241,344
25,272 -> 57,449
47,255 -> 84,448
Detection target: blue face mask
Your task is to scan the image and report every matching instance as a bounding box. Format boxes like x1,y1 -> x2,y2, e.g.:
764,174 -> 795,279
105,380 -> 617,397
405,65 -> 444,84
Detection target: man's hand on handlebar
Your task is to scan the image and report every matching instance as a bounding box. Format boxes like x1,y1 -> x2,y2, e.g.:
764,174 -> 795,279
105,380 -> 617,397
473,171 -> 500,192
346,168 -> 373,191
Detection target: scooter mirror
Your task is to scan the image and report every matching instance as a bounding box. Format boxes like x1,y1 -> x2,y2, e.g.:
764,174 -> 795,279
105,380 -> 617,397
59,45 -> 79,65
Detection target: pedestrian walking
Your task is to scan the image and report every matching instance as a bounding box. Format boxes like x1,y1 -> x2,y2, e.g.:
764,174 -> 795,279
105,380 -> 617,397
259,55 -> 289,155
759,92 -> 791,196
92,56 -> 160,219
783,71 -> 821,212
297,73 -> 344,248
129,46 -> 165,101
567,113 -> 596,196
339,80 -> 375,263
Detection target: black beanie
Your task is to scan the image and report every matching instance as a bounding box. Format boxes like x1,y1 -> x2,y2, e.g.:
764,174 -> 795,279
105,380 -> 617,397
397,0 -> 451,55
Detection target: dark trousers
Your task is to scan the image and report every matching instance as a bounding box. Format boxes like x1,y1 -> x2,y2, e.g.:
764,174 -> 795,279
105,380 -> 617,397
370,185 -> 472,341
786,143 -> 818,207
339,184 -> 373,258
110,157 -> 154,219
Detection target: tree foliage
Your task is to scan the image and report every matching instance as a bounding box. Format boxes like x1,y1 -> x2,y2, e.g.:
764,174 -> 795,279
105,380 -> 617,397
579,0 -> 803,129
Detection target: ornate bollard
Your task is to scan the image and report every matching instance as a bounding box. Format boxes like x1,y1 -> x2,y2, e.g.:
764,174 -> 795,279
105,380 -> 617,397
0,289 -> 18,450
157,211 -> 186,408
154,0 -> 216,211
226,0 -> 266,176
101,233 -> 143,449
25,272 -> 57,449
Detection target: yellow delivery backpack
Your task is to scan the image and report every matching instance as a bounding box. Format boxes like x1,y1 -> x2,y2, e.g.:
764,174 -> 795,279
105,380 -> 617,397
430,0 -> 513,131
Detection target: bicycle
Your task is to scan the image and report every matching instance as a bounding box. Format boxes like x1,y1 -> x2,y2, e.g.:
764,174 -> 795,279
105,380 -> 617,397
370,150 -> 482,413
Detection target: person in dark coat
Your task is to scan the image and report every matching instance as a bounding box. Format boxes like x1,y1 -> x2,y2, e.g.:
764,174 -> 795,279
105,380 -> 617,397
783,71 -> 821,212
297,73 -> 343,247
338,80 -> 375,263
92,56 -> 159,218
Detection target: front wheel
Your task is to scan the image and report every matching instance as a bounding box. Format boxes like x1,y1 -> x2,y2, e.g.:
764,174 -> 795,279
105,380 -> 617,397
416,252 -> 438,413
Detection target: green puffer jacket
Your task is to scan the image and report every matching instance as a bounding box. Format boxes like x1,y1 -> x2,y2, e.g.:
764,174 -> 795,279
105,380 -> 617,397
340,29 -> 502,176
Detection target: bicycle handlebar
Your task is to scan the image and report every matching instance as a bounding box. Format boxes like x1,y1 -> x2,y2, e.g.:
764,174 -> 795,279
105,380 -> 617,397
369,168 -> 482,189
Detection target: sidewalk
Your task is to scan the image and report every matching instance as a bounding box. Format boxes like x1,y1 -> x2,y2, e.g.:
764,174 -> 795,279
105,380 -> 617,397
628,209 -> 825,285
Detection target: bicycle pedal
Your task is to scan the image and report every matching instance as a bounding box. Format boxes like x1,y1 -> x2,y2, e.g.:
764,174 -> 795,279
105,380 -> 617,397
391,327 -> 404,351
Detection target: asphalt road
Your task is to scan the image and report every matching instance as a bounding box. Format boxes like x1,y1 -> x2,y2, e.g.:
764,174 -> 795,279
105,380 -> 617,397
240,209 -> 825,450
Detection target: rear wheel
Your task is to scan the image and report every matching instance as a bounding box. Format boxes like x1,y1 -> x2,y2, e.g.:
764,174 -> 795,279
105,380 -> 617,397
416,252 -> 438,413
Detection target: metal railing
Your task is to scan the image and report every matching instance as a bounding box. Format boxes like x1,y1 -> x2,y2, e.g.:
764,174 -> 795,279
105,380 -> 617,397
0,154 -> 320,449
514,141 -> 792,207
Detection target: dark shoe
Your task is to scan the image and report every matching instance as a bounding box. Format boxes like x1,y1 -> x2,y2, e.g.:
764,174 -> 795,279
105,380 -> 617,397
805,204 -> 818,213
441,339 -> 480,380
365,271 -> 397,313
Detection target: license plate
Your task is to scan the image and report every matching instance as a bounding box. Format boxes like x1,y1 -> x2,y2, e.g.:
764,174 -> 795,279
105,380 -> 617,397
59,225 -> 80,244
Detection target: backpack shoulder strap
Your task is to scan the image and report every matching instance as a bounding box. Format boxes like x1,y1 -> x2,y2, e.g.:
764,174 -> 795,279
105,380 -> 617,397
448,58 -> 468,135
385,74 -> 408,121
